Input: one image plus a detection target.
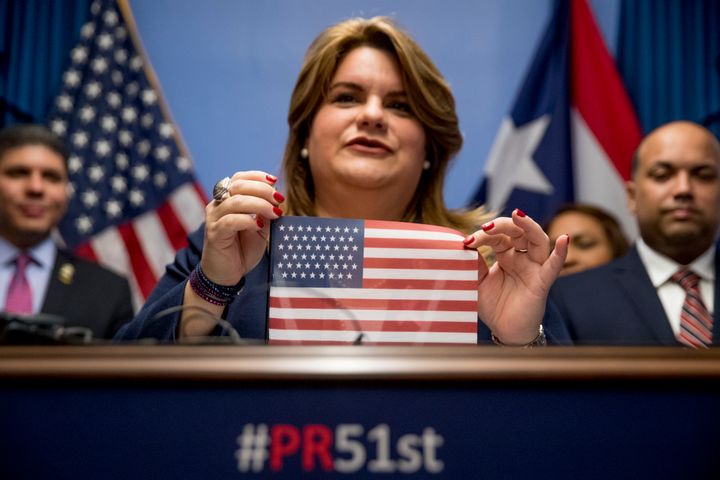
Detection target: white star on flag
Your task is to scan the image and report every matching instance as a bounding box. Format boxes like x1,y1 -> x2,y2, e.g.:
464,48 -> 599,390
483,115 -> 553,211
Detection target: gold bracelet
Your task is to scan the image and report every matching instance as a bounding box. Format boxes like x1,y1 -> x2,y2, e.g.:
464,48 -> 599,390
491,325 -> 546,348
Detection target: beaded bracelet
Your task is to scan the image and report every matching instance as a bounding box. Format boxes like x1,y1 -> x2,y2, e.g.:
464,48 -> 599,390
189,265 -> 244,306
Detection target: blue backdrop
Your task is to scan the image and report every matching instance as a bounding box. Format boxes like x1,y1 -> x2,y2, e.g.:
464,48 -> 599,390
125,0 -> 619,209
617,0 -> 720,137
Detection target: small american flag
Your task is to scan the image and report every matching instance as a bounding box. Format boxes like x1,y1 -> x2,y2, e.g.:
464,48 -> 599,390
46,0 -> 206,309
268,216 -> 479,345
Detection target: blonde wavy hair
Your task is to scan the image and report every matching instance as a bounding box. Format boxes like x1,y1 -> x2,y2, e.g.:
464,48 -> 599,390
281,16 -> 488,234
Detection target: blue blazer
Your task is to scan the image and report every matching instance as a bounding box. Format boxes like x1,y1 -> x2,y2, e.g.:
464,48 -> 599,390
115,225 -> 571,344
549,245 -> 720,346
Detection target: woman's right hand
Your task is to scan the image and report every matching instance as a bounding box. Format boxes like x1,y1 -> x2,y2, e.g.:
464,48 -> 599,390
200,170 -> 284,286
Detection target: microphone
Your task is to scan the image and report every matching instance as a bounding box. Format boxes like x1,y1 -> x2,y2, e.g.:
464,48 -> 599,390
148,304 -> 263,345
0,312 -> 92,345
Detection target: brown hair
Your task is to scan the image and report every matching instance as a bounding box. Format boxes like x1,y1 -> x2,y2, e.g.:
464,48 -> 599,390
547,203 -> 629,258
281,16 -> 487,233
0,124 -> 69,171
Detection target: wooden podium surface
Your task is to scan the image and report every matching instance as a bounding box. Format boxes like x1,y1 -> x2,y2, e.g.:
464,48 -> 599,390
2,346 -> 719,479
2,345 -> 720,382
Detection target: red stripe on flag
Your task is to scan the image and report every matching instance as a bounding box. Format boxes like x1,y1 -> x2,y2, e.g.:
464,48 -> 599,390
365,220 -> 462,235
74,242 -> 98,262
364,258 -> 477,270
268,339 -> 473,346
269,297 -> 477,311
118,222 -> 156,298
268,318 -> 477,333
268,339 -> 356,345
362,278 -> 477,290
193,181 -> 209,204
365,238 -> 463,249
156,201 -> 189,251
570,0 -> 641,181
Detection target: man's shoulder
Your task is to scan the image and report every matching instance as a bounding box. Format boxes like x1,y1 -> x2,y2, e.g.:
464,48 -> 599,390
556,256 -> 624,284
54,248 -> 129,286
552,251 -> 644,294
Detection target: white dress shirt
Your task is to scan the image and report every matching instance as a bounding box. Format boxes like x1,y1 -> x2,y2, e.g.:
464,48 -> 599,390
635,238 -> 715,335
0,236 -> 57,314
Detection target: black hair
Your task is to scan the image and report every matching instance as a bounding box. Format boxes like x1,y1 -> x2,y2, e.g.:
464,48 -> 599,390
0,124 -> 70,169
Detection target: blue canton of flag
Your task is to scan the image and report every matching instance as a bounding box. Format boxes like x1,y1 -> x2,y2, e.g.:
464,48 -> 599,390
46,0 -> 206,306
271,217 -> 364,289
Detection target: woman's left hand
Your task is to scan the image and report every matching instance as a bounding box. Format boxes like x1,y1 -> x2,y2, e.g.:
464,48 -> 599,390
464,209 -> 569,345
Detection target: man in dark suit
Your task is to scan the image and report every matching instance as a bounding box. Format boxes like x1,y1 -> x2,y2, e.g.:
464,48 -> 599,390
0,124 -> 133,339
550,121 -> 720,346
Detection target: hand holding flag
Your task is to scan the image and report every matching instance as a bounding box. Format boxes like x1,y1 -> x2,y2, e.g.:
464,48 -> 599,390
465,209 -> 568,345
268,211 -> 567,346
201,170 -> 283,287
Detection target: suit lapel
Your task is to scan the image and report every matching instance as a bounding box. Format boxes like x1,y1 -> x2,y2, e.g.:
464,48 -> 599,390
41,249 -> 77,313
613,248 -> 678,344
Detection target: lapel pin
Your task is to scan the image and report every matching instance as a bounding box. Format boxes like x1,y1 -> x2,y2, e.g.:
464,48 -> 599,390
59,263 -> 75,285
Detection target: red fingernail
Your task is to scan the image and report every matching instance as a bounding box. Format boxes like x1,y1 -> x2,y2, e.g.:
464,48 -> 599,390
463,235 -> 475,246
256,217 -> 265,228
515,208 -> 526,218
273,191 -> 285,203
266,174 -> 277,184
481,222 -> 494,232
566,233 -> 571,242
272,206 -> 283,217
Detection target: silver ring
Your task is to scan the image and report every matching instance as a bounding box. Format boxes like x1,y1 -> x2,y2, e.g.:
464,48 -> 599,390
213,176 -> 231,202
514,248 -> 529,253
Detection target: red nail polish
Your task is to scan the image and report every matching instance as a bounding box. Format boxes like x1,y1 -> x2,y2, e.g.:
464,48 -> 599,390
463,235 -> 475,246
266,174 -> 277,184
515,208 -> 526,218
272,206 -> 283,217
566,233 -> 571,242
481,222 -> 494,232
256,217 -> 265,228
273,191 -> 285,203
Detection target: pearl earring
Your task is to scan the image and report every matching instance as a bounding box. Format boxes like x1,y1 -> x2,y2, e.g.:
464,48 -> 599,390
423,160 -> 431,170
300,148 -> 309,159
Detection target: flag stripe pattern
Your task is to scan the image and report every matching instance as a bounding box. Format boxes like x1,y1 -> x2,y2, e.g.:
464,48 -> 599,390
268,216 -> 478,345
570,0 -> 639,182
46,0 -> 206,309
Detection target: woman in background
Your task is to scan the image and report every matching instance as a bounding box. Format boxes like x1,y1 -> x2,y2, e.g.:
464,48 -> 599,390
546,204 -> 628,276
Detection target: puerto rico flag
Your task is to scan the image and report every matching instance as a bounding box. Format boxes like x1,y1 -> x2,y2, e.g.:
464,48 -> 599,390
268,216 -> 479,345
473,0 -> 642,237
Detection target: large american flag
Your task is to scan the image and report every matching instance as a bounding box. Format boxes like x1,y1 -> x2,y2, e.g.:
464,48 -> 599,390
268,217 -> 479,345
46,0 -> 206,309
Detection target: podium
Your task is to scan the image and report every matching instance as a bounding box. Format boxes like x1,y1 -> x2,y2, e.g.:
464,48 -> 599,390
1,346 -> 719,479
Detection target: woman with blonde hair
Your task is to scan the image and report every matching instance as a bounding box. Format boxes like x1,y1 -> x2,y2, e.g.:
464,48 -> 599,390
116,17 -> 568,345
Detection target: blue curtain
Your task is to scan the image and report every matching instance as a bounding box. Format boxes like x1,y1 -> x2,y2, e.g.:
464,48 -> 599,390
0,0 -> 91,127
617,0 -> 720,137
